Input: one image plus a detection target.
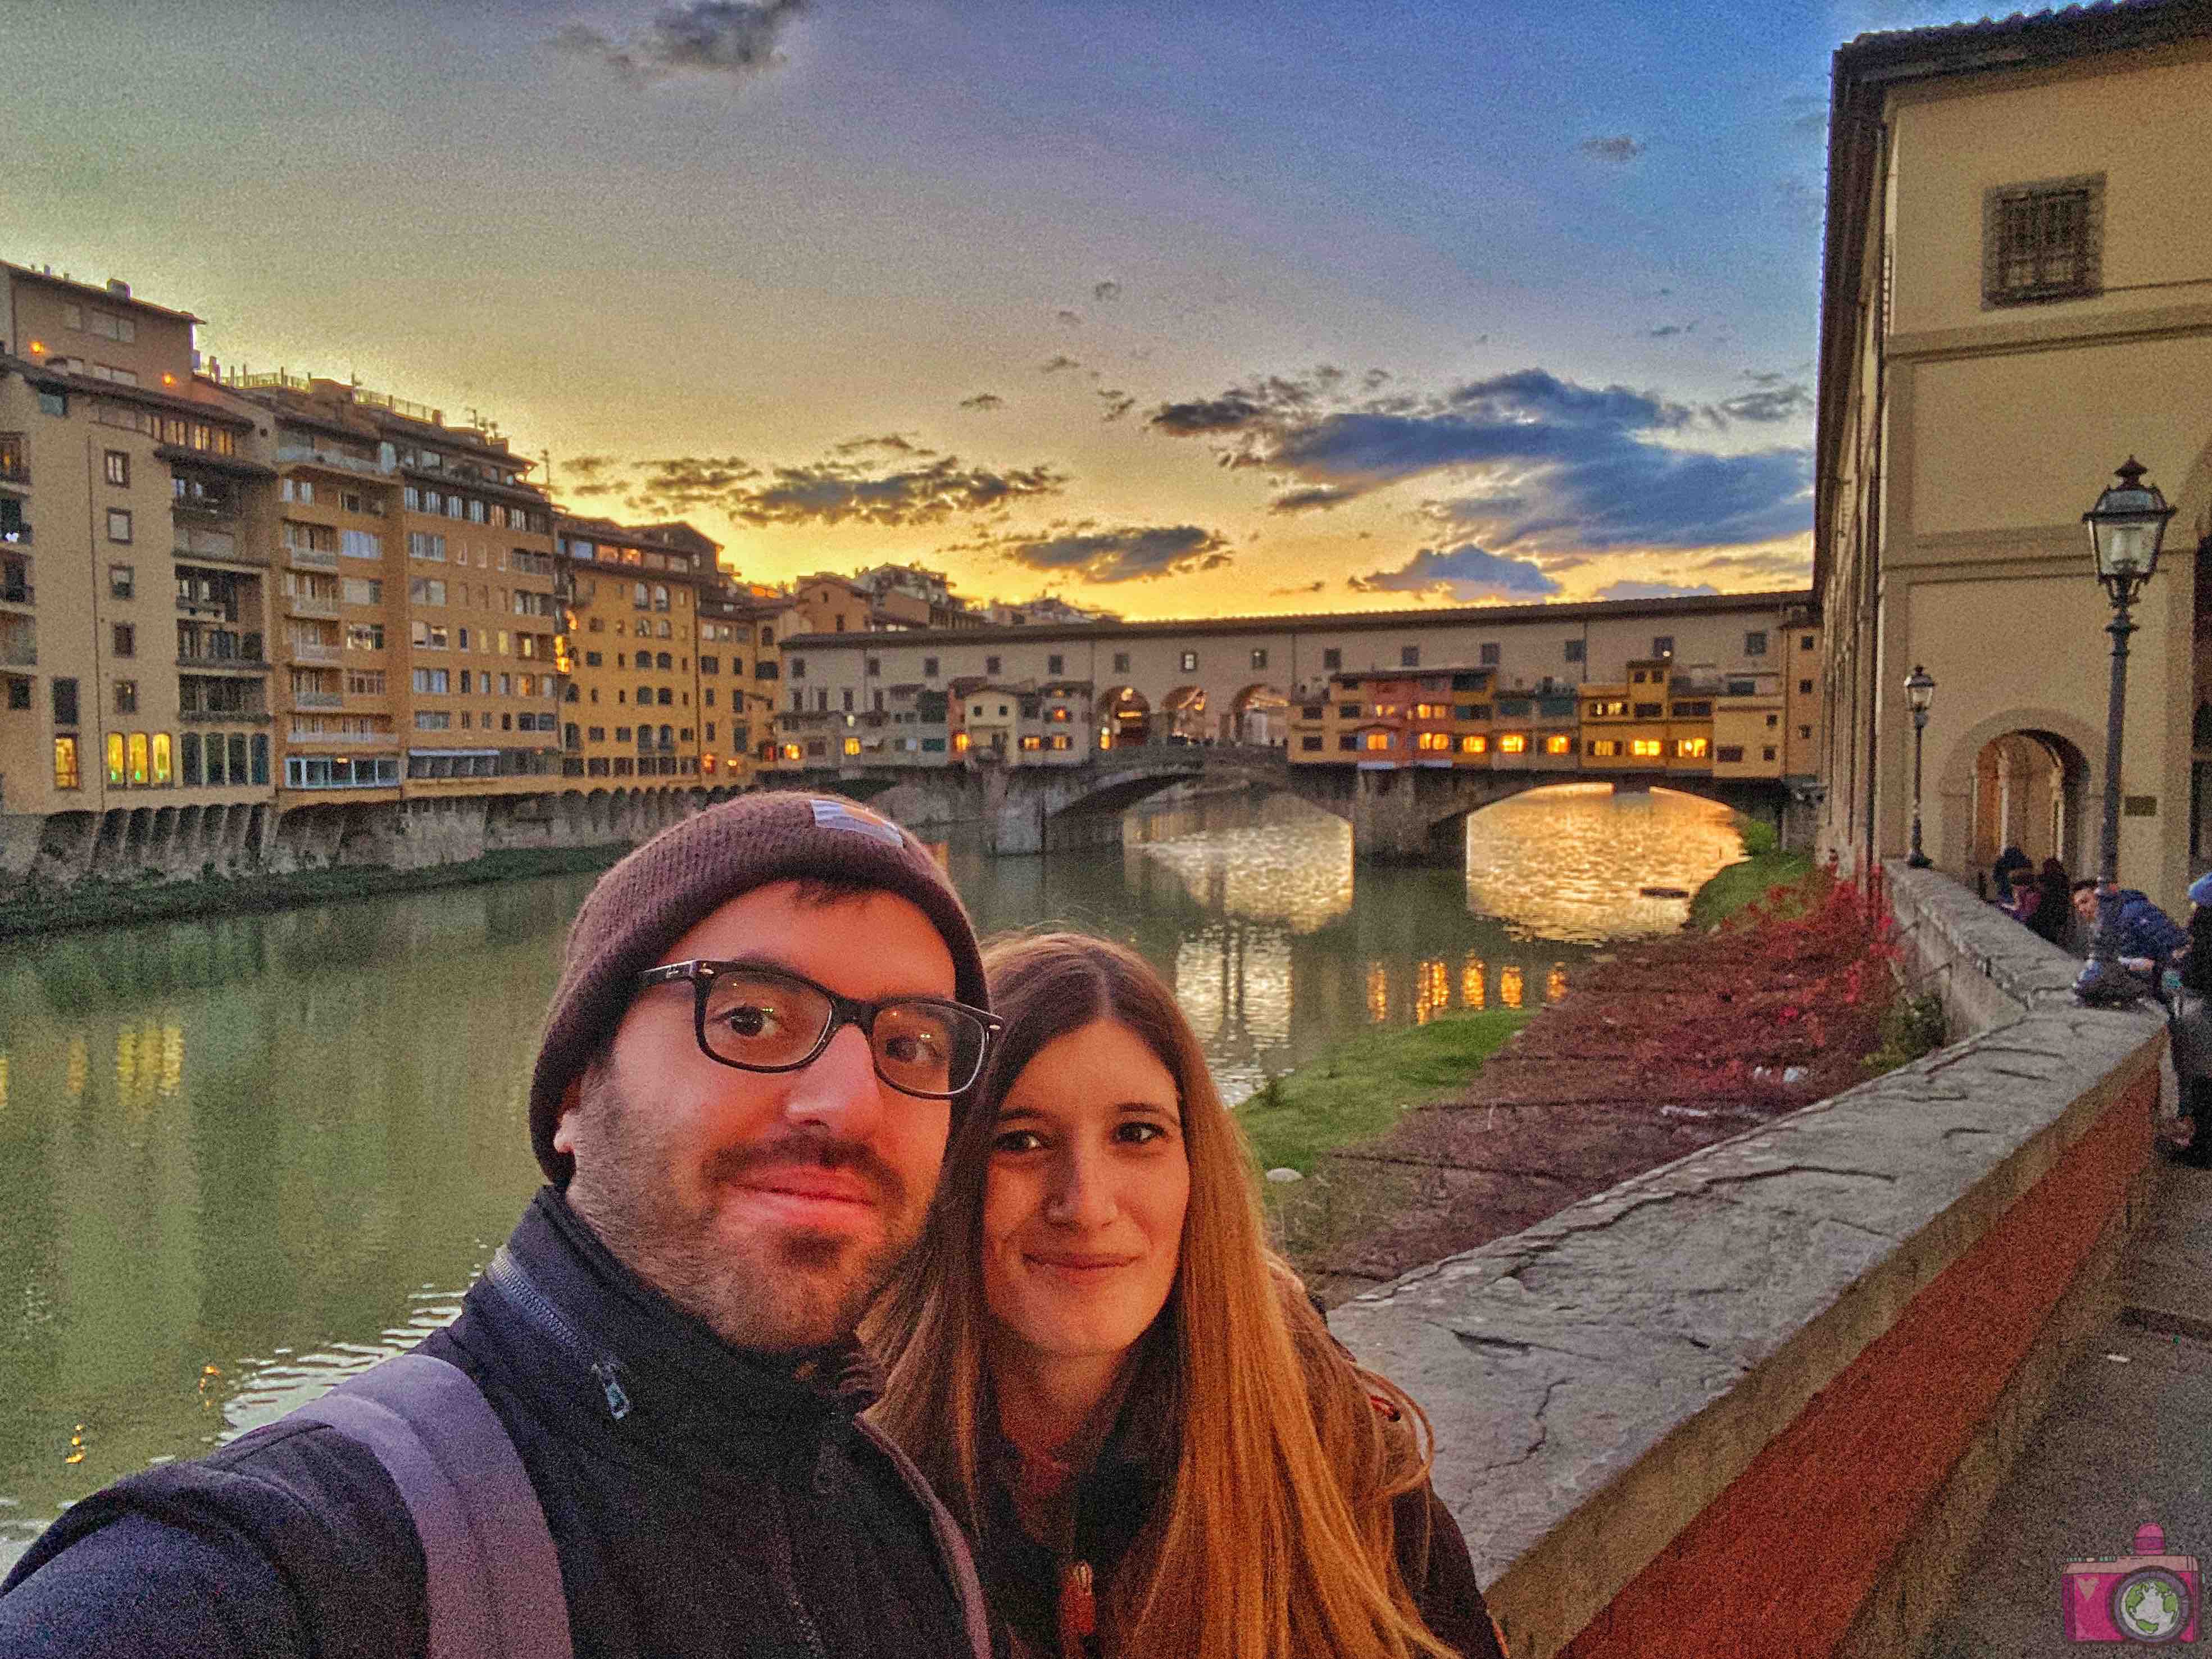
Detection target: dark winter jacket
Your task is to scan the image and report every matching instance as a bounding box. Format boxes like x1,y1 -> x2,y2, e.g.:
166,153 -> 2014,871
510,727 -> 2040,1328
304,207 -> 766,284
2104,888 -> 2188,965
0,1189 -> 992,1659
970,1410 -> 1505,1659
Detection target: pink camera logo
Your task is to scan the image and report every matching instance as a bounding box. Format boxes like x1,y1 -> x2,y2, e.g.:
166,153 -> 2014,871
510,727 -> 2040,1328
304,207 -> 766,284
2063,1522 -> 2200,1644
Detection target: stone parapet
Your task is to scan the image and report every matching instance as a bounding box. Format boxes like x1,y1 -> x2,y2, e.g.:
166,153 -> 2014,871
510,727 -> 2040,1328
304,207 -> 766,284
1332,861 -> 2165,1658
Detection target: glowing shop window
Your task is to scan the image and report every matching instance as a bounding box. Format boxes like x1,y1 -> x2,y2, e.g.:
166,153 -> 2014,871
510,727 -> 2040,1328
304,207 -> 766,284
1460,734 -> 1487,754
151,732 -> 172,784
1677,737 -> 1709,758
1498,734 -> 1527,754
1545,734 -> 1572,754
842,738 -> 861,756
1630,739 -> 1662,757
106,732 -> 126,786
53,736 -> 80,789
1588,739 -> 1619,757
953,731 -> 971,753
128,731 -> 149,785
1363,731 -> 1392,751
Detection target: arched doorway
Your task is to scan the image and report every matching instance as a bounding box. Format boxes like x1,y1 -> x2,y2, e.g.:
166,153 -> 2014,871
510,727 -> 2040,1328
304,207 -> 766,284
1970,728 -> 2088,873
1160,684 -> 1207,744
1097,685 -> 1151,749
1230,683 -> 1291,747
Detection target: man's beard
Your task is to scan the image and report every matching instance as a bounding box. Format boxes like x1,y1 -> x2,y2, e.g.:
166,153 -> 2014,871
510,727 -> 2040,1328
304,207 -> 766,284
562,1068 -> 924,1353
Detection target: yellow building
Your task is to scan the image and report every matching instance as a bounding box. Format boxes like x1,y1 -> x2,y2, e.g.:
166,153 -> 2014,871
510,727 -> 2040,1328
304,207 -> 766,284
1815,3 -> 2212,903
0,264 -> 276,879
553,515 -> 715,788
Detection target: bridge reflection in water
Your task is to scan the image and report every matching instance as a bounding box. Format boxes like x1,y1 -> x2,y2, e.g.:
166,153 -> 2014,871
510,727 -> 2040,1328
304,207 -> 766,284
0,780 -> 1747,1572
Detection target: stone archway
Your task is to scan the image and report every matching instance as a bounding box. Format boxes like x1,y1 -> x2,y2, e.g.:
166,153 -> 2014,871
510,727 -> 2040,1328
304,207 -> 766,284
1229,683 -> 1291,747
1160,684 -> 1207,744
1096,685 -> 1151,750
1935,706 -> 2099,880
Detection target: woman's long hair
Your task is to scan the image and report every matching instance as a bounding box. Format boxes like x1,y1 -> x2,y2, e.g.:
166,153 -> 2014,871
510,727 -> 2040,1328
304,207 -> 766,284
869,933 -> 1457,1659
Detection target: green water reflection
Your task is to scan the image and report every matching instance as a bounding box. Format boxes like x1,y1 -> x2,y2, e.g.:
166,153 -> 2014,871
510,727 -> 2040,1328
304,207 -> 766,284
0,784 -> 1743,1565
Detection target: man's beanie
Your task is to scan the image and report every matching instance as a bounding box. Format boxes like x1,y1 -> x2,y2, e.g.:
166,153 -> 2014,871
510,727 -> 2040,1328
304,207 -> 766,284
528,791 -> 987,1184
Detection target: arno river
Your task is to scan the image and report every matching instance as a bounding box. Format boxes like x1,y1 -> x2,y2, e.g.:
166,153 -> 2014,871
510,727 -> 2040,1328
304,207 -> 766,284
0,783 -> 1743,1566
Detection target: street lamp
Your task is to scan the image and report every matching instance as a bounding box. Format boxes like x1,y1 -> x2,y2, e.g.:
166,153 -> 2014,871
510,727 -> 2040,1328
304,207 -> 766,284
1904,665 -> 1935,868
2074,457 -> 2176,1007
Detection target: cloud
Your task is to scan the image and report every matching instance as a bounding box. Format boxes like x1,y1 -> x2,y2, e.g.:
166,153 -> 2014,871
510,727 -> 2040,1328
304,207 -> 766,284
1592,580 -> 1721,601
1580,135 -> 1645,163
987,523 -> 1234,584
1041,354 -> 1083,374
1056,309 -> 1083,327
565,453 -> 619,480
1097,390 -> 1135,422
1268,485 -> 1357,513
626,454 -> 760,512
553,0 -> 808,88
1150,364 -> 1811,554
1350,543 -> 1562,602
1646,322 -> 1695,339
959,392 -> 1005,411
1271,580 -> 1329,596
611,447 -> 1065,526
1715,382 -> 1811,424
1092,280 -> 1121,302
832,433 -> 921,456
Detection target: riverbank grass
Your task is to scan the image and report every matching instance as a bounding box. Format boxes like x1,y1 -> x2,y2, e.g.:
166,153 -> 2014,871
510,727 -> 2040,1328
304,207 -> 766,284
1689,847 -> 1814,928
1238,1008 -> 1532,1178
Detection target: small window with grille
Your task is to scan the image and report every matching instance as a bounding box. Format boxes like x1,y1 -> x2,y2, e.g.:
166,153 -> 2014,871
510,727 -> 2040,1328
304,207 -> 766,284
1983,175 -> 2102,307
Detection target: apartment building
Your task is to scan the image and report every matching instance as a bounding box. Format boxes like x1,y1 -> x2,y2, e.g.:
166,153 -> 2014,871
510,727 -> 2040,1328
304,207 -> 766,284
696,575 -> 784,781
553,514 -> 714,787
0,264 -> 276,876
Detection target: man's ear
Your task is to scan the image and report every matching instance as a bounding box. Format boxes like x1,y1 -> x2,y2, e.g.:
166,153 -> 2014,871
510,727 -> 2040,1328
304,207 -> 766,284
551,1074 -> 586,1157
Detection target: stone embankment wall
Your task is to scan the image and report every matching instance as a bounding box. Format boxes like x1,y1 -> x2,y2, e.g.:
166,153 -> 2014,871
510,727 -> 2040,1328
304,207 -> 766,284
1332,861 -> 2165,1659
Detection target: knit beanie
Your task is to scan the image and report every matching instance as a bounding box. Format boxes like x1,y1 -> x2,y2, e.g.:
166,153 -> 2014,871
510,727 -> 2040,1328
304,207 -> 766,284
529,791 -> 987,1184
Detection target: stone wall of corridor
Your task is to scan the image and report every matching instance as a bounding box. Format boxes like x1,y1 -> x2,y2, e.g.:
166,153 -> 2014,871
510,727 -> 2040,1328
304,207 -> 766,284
1330,861 -> 2167,1659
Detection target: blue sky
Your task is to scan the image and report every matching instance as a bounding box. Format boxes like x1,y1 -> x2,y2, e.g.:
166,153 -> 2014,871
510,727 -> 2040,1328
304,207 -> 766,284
4,0 -> 1975,615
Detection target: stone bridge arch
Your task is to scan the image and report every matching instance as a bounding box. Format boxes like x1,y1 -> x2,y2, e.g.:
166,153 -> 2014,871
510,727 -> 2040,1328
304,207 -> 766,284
1159,684 -> 1207,743
1097,685 -> 1151,749
1229,683 -> 1291,746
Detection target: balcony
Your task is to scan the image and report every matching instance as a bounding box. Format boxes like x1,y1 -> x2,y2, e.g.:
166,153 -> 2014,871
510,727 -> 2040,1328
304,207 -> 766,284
172,497 -> 237,522
179,707 -> 270,724
293,728 -> 389,744
1,524 -> 30,547
176,597 -> 237,621
288,596 -> 341,618
0,634 -> 33,669
290,641 -> 341,662
293,690 -> 344,710
275,444 -> 393,479
286,545 -> 339,570
176,631 -> 267,670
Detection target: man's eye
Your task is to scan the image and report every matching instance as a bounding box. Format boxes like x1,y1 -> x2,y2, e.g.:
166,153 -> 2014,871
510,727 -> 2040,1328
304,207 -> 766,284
721,1003 -> 778,1038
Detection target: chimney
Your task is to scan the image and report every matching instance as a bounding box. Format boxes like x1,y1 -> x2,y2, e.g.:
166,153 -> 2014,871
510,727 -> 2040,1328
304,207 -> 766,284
107,279 -> 130,298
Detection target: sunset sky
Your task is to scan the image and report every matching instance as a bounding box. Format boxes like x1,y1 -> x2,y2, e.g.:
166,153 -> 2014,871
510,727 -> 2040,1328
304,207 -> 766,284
8,0 -> 1975,618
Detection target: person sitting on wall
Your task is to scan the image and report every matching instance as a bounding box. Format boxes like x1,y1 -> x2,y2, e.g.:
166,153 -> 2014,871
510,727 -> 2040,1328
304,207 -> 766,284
1992,845 -> 2032,907
2070,878 -> 2188,984
2169,872 -> 2212,1169
2026,857 -> 2073,948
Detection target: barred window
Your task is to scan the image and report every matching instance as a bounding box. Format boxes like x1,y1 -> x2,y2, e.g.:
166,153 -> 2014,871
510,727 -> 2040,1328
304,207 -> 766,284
1984,175 -> 2102,307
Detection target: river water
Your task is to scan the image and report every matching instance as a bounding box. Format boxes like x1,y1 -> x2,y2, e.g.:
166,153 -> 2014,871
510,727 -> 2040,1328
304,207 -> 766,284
0,783 -> 1743,1567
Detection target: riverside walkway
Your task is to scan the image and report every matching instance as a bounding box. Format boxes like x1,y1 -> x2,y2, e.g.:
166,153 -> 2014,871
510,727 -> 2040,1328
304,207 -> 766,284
1919,1153 -> 2212,1655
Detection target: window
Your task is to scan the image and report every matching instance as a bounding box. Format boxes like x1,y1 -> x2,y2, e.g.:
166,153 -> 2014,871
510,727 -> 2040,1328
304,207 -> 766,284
1362,731 -> 1391,751
1498,734 -> 1527,754
1743,631 -> 1768,657
1587,738 -> 1620,758
152,732 -> 172,784
341,529 -> 383,560
1180,651 -> 1198,673
923,656 -> 939,678
789,656 -> 806,679
1563,639 -> 1585,663
1113,651 -> 1132,674
53,677 -> 79,726
1478,643 -> 1499,667
1652,635 -> 1674,658
1800,634 -> 1815,651
1416,731 -> 1451,752
38,389 -> 66,417
109,563 -> 134,599
1798,725 -> 1812,740
1630,739 -> 1662,757
1337,734 -> 1356,751
987,656 -> 1003,676
113,678 -> 137,713
1398,647 -> 1419,669
1047,654 -> 1063,676
1716,745 -> 1745,763
1250,648 -> 1269,671
1763,747 -> 1777,762
106,508 -> 132,544
1984,175 -> 2102,306
1545,734 -> 1573,755
128,731 -> 149,785
1020,735 -> 1042,752
1675,737 -> 1709,759
53,735 -> 79,789
656,651 -> 672,670
1798,679 -> 1814,695
1459,734 -> 1487,754
347,622 -> 386,651
415,710 -> 452,730
343,578 -> 383,606
103,450 -> 129,486
105,731 -> 125,785
409,531 -> 447,562
410,578 -> 446,606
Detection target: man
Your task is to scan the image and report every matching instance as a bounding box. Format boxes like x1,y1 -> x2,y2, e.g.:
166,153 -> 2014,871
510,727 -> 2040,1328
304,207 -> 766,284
2070,877 -> 2188,979
0,793 -> 998,1659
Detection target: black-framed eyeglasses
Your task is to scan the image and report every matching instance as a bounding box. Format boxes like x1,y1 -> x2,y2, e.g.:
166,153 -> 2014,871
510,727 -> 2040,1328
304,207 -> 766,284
636,959 -> 1002,1099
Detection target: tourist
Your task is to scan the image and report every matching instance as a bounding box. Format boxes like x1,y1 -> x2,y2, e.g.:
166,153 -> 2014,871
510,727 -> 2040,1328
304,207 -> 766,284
1992,845 -> 2032,906
2169,872 -> 2212,1169
2028,857 -> 2074,947
870,932 -> 1506,1659
0,793 -> 1001,1659
2070,879 -> 2187,981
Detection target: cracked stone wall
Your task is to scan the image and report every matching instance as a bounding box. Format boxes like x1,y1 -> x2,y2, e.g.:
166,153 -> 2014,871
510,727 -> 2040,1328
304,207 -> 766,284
1331,862 -> 2168,1659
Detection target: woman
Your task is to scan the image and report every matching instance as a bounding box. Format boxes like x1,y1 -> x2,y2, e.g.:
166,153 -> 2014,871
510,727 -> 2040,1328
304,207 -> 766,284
870,934 -> 1504,1659
2027,857 -> 2072,947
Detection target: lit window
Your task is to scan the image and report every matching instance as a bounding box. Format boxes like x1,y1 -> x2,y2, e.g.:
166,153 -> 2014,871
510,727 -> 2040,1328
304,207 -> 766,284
1545,734 -> 1572,754
1676,737 -> 1709,759
1498,734 -> 1527,754
1363,731 -> 1391,751
953,731 -> 971,753
843,737 -> 861,756
1459,734 -> 1487,754
1588,739 -> 1619,757
1630,739 -> 1661,757
53,736 -> 80,789
128,731 -> 149,785
106,731 -> 126,785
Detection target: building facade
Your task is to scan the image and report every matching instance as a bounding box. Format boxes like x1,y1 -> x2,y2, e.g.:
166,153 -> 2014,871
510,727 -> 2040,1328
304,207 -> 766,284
1815,2 -> 2212,908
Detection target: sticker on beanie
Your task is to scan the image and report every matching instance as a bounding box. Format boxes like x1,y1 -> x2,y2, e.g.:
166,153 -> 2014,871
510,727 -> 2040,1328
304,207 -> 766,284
810,798 -> 906,849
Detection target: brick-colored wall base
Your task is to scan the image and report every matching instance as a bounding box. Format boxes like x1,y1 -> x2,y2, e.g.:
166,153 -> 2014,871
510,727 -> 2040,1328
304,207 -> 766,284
1560,1071 -> 2154,1659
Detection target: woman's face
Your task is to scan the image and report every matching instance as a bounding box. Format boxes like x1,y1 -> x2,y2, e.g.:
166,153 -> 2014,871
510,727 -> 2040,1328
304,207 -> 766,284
980,1018 -> 1191,1372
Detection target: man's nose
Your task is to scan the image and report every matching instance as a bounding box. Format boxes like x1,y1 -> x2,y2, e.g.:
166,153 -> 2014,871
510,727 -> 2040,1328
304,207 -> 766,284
780,1020 -> 887,1131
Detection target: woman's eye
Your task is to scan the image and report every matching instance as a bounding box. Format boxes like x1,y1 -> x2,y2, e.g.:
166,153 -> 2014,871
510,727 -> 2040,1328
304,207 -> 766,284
992,1129 -> 1044,1155
1117,1121 -> 1169,1146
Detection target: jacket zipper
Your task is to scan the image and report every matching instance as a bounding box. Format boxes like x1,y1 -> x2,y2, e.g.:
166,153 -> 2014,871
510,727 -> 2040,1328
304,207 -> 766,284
765,1485 -> 832,1659
484,1246 -> 632,1420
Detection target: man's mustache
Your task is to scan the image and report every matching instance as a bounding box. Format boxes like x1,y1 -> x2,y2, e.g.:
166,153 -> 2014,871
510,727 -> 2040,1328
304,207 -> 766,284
703,1134 -> 907,1211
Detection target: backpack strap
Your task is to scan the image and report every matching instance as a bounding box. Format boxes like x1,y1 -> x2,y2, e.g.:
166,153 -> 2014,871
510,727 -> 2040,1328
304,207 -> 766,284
294,1352 -> 573,1659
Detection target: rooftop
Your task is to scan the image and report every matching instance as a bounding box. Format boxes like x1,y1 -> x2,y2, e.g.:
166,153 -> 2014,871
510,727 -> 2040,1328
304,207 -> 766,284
1,261 -> 205,325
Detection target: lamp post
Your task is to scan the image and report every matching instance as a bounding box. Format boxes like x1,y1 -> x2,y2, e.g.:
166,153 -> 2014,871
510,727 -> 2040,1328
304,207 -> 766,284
2074,457 -> 2175,1007
1904,665 -> 1935,868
